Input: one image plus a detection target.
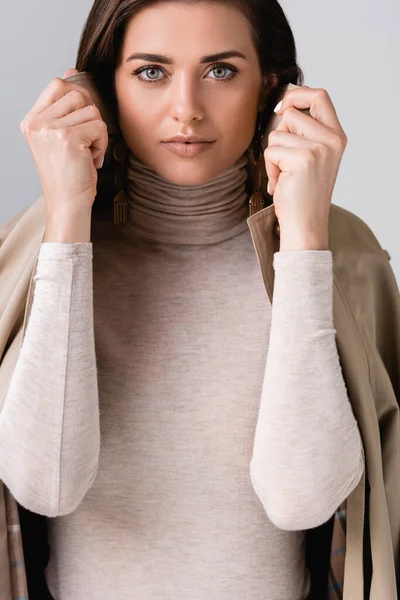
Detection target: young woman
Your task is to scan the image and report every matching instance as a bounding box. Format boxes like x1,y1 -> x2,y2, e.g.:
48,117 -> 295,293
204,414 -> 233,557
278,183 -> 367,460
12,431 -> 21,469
1,0 -> 382,598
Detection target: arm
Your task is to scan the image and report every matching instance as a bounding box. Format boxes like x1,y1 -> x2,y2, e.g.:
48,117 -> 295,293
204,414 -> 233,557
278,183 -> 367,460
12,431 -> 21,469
0,242 -> 100,517
249,250 -> 364,531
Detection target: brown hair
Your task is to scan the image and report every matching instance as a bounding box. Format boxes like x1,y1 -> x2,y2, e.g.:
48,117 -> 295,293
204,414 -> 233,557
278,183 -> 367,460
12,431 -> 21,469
74,0 -> 304,219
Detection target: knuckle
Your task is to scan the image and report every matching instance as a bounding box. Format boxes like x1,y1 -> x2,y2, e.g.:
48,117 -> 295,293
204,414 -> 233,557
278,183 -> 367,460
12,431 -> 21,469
286,88 -> 297,101
53,127 -> 70,142
300,148 -> 315,166
316,87 -> 329,99
268,130 -> 279,145
331,133 -> 345,152
87,104 -> 101,119
281,106 -> 297,121
75,86 -> 94,106
285,105 -> 297,116
314,142 -> 329,158
69,88 -> 87,104
263,146 -> 272,161
49,77 -> 64,91
21,117 -> 36,135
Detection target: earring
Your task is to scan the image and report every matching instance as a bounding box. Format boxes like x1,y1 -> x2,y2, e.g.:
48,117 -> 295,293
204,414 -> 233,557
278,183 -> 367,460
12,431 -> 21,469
112,134 -> 129,226
248,111 -> 266,217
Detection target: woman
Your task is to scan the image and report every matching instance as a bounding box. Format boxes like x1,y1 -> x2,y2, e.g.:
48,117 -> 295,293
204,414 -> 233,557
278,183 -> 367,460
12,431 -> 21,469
0,1 -> 398,599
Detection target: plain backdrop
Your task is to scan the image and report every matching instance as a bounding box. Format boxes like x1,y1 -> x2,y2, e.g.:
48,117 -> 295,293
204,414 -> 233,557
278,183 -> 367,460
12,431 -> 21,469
1,0 -> 399,282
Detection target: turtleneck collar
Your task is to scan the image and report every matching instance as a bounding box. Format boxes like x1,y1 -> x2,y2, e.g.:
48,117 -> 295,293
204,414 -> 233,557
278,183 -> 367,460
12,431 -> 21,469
124,150 -> 250,245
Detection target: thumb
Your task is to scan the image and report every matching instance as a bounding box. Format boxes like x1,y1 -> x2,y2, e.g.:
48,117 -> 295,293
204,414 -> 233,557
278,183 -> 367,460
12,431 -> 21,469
63,68 -> 80,79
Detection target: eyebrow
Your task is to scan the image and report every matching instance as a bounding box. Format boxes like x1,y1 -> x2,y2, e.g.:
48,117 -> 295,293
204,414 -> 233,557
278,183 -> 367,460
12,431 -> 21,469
125,50 -> 248,64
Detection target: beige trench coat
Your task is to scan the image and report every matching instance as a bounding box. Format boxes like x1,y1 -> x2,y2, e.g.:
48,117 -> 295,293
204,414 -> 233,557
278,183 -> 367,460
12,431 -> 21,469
0,72 -> 398,599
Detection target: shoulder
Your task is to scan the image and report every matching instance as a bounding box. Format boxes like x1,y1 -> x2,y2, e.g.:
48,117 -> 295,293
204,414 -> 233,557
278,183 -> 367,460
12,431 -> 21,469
329,204 -> 399,342
329,202 -> 398,315
329,203 -> 389,258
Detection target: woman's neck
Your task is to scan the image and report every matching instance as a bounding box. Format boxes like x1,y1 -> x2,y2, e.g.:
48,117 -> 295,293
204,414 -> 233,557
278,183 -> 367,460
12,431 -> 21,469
124,152 -> 250,246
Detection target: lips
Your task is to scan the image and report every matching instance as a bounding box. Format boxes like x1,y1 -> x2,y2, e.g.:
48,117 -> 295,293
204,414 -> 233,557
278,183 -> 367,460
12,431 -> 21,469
161,141 -> 216,157
162,136 -> 215,144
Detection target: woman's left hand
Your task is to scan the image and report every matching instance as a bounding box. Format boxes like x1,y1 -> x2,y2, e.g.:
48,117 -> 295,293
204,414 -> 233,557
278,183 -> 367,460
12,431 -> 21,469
264,86 -> 348,251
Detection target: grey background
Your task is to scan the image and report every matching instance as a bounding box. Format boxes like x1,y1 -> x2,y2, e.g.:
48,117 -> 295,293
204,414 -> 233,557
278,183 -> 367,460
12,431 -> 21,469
1,0 -> 399,282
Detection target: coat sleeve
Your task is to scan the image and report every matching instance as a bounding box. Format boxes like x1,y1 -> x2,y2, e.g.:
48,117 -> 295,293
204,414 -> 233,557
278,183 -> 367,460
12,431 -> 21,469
367,248 -> 400,577
0,206 -> 30,248
332,206 -> 400,590
371,250 -> 400,401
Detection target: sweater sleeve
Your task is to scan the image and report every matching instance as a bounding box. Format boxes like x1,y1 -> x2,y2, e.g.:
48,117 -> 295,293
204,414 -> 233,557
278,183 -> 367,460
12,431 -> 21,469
249,249 -> 364,531
0,242 -> 100,517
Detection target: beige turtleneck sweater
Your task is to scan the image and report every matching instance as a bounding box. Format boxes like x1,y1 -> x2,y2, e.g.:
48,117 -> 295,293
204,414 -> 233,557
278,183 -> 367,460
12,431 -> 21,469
0,151 -> 364,600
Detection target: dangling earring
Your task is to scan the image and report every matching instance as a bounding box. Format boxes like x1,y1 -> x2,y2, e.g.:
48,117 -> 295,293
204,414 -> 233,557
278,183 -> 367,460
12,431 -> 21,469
112,134 -> 129,226
248,110 -> 266,217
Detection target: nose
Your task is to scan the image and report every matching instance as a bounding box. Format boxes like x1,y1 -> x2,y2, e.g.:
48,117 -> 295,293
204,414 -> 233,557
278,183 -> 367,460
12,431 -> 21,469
168,72 -> 204,124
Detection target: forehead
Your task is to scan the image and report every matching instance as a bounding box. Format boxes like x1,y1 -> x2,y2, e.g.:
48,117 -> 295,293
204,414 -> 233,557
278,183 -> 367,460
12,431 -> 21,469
121,2 -> 255,59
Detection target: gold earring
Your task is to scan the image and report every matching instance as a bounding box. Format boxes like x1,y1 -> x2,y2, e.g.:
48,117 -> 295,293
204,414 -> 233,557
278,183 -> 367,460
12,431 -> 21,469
112,135 -> 129,226
248,111 -> 266,217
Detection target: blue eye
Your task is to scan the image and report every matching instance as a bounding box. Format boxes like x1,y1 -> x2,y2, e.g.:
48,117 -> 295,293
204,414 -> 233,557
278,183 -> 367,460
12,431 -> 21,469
133,66 -> 164,82
208,64 -> 238,81
131,63 -> 239,84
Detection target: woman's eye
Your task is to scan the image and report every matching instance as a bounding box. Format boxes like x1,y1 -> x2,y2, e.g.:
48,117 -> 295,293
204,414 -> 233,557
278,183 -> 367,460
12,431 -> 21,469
133,66 -> 164,83
132,63 -> 238,84
208,64 -> 238,82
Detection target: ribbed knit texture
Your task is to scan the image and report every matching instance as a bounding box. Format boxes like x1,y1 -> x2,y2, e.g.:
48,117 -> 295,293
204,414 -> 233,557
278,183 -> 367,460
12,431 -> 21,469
0,150 -> 364,599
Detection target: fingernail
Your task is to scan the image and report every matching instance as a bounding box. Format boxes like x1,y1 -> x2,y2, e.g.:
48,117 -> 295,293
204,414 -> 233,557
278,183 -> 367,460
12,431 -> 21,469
274,100 -> 282,113
99,156 -> 104,169
267,182 -> 271,194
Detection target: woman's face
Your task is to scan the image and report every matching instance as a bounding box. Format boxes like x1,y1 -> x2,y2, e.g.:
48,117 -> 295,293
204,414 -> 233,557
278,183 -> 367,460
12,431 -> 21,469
114,1 -> 270,185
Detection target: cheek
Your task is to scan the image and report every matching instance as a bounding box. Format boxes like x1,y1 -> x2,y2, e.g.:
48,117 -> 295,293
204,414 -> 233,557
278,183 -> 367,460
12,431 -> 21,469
116,84 -> 154,131
119,98 -> 148,128
220,93 -> 259,149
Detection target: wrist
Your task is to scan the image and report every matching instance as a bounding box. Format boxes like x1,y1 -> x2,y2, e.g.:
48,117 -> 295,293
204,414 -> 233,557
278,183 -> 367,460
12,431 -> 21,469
279,231 -> 329,252
45,210 -> 92,243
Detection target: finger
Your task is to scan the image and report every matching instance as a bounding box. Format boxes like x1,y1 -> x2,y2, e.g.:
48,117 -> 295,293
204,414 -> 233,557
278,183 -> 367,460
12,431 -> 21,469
51,105 -> 107,163
50,105 -> 102,130
72,120 -> 108,163
275,106 -> 343,149
43,90 -> 96,122
264,144 -> 309,195
26,79 -> 94,120
275,87 -> 343,134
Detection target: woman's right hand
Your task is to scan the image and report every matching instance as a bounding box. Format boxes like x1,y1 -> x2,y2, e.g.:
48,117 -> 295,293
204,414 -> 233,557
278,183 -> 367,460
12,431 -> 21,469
20,70 -> 108,218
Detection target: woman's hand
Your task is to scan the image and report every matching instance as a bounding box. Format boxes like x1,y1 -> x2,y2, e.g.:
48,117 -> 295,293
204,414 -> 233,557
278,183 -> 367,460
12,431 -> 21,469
20,68 -> 108,222
264,86 -> 348,251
